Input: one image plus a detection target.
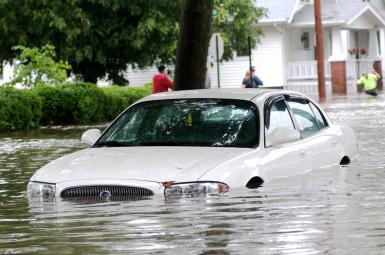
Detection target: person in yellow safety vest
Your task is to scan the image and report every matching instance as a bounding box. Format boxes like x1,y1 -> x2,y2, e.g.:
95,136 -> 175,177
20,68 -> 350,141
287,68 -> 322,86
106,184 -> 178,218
356,69 -> 381,96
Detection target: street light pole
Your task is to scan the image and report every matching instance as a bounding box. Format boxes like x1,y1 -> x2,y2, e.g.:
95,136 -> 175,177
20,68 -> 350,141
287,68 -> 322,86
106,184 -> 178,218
216,34 -> 221,88
314,0 -> 326,101
248,36 -> 252,73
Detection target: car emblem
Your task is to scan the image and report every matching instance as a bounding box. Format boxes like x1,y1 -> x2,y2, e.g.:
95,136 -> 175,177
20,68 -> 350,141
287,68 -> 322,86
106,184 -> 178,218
99,190 -> 112,200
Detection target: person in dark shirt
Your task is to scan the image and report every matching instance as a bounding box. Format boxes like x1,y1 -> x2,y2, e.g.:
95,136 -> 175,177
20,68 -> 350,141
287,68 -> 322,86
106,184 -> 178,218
251,66 -> 263,87
241,70 -> 257,88
152,65 -> 173,94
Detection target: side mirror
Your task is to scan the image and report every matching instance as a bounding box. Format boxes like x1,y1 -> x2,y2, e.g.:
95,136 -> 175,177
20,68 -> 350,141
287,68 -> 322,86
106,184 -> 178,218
267,127 -> 300,146
81,129 -> 101,146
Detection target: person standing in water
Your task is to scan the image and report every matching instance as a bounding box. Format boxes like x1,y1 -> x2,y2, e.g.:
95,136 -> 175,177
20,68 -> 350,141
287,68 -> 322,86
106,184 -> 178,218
355,69 -> 381,96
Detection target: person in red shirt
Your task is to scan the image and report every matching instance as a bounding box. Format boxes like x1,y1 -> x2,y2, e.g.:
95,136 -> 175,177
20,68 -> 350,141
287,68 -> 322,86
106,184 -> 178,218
152,65 -> 174,94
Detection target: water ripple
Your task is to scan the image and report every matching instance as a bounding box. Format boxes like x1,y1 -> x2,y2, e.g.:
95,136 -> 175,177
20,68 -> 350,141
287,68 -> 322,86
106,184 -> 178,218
1,98 -> 385,254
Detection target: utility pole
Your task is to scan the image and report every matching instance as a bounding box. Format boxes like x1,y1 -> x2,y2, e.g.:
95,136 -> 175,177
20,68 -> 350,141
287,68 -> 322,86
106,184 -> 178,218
314,0 -> 326,101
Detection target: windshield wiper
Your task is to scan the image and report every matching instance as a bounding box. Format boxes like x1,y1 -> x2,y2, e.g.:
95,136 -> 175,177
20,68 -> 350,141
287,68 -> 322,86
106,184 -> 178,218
133,141 -> 192,146
94,141 -> 132,147
96,141 -> 203,147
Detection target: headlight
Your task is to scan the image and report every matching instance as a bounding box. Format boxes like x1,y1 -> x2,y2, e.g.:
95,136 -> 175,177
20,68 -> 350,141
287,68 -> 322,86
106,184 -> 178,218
164,181 -> 229,196
27,181 -> 56,198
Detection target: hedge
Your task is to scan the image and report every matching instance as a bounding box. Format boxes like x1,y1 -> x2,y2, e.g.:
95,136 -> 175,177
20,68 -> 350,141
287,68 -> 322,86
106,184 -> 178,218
101,83 -> 152,121
35,83 -> 107,125
0,83 -> 152,131
0,86 -> 42,131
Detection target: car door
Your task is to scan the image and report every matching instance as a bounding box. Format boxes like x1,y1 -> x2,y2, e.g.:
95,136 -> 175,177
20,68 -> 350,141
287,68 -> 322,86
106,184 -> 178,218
262,96 -> 311,181
286,97 -> 342,169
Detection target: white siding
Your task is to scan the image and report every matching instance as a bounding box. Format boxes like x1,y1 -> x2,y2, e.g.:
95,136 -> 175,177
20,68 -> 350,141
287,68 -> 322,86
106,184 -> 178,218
370,0 -> 385,12
122,61 -> 249,89
283,27 -> 291,87
124,66 -> 158,87
211,26 -> 286,88
122,26 -> 286,88
210,58 -> 250,88
324,28 -> 332,59
0,63 -> 14,85
285,29 -> 315,62
350,15 -> 376,29
253,27 -> 284,87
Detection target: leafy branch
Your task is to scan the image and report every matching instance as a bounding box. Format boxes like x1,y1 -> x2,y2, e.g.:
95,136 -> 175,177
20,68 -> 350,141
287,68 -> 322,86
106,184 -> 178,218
9,44 -> 71,87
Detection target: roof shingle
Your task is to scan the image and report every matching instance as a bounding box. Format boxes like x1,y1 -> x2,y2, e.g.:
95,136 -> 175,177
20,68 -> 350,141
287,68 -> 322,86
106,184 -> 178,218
254,0 -> 297,22
291,0 -> 368,25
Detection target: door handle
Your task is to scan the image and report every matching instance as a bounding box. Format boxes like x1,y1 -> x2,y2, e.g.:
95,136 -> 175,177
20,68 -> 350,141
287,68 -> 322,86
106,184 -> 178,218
299,150 -> 306,157
331,140 -> 338,146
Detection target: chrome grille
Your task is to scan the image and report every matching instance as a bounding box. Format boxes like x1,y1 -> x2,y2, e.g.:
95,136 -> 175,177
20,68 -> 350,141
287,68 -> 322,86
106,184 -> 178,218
60,186 -> 154,199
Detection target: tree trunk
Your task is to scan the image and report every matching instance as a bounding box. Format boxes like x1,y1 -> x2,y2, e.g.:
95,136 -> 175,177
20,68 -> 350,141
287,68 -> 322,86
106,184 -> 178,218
77,60 -> 105,84
174,0 -> 213,90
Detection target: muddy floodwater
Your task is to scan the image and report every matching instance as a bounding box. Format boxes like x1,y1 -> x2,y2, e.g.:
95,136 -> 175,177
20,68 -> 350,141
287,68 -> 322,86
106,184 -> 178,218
1,94 -> 385,254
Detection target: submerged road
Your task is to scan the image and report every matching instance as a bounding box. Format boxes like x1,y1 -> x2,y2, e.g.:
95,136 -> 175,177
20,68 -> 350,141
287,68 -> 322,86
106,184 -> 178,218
1,93 -> 385,254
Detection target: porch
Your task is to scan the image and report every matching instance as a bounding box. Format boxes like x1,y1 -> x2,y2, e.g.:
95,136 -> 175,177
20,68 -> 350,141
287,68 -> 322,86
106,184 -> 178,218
287,59 -> 376,80
282,0 -> 385,98
285,59 -> 377,99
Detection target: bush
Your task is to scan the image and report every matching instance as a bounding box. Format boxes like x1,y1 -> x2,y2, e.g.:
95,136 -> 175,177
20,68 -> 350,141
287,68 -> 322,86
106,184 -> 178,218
35,83 -> 152,125
0,82 -> 152,131
102,83 -> 152,120
0,87 -> 42,131
36,83 -> 108,125
34,84 -> 77,125
73,83 -> 107,123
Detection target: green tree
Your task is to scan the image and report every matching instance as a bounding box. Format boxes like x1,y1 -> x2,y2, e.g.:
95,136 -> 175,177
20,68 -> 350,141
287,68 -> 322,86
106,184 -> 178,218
213,0 -> 265,60
0,0 -> 263,84
0,0 -> 180,84
10,44 -> 71,87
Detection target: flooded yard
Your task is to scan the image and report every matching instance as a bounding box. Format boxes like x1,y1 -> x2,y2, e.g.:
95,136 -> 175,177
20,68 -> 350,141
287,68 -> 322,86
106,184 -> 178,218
1,94 -> 385,254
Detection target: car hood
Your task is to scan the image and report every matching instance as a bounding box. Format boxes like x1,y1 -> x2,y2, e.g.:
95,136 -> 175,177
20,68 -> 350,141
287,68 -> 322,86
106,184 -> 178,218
32,146 -> 254,184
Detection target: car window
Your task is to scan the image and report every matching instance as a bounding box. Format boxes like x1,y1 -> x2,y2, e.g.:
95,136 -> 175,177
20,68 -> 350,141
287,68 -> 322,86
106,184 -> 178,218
287,100 -> 320,138
265,99 -> 295,146
309,102 -> 328,129
95,99 -> 259,148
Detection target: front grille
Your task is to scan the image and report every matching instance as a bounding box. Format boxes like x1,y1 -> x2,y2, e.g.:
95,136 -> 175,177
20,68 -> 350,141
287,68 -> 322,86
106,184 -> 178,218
60,186 -> 154,199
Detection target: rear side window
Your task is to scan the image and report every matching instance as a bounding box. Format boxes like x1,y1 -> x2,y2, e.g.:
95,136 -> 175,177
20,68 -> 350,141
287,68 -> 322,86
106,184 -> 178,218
309,102 -> 328,129
266,99 -> 295,133
287,100 -> 320,138
265,99 -> 296,146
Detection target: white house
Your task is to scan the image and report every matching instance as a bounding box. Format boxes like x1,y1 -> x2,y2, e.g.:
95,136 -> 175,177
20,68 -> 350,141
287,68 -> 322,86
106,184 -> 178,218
254,0 -> 385,98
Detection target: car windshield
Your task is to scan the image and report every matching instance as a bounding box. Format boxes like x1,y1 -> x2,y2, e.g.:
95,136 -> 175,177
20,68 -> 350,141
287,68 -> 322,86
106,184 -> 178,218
95,99 -> 259,148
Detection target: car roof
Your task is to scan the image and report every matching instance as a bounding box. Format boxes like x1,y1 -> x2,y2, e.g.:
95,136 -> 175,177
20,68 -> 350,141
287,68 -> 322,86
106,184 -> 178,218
137,88 -> 304,103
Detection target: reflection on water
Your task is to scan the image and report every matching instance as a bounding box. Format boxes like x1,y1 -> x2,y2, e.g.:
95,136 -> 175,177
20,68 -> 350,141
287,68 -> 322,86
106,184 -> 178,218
1,95 -> 385,254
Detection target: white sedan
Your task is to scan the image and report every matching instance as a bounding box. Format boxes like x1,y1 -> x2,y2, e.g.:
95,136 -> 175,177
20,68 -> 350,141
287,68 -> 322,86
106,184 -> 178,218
27,89 -> 358,200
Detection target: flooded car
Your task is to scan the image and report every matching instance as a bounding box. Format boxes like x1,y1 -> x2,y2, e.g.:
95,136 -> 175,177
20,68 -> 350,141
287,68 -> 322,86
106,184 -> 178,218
27,89 -> 358,200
